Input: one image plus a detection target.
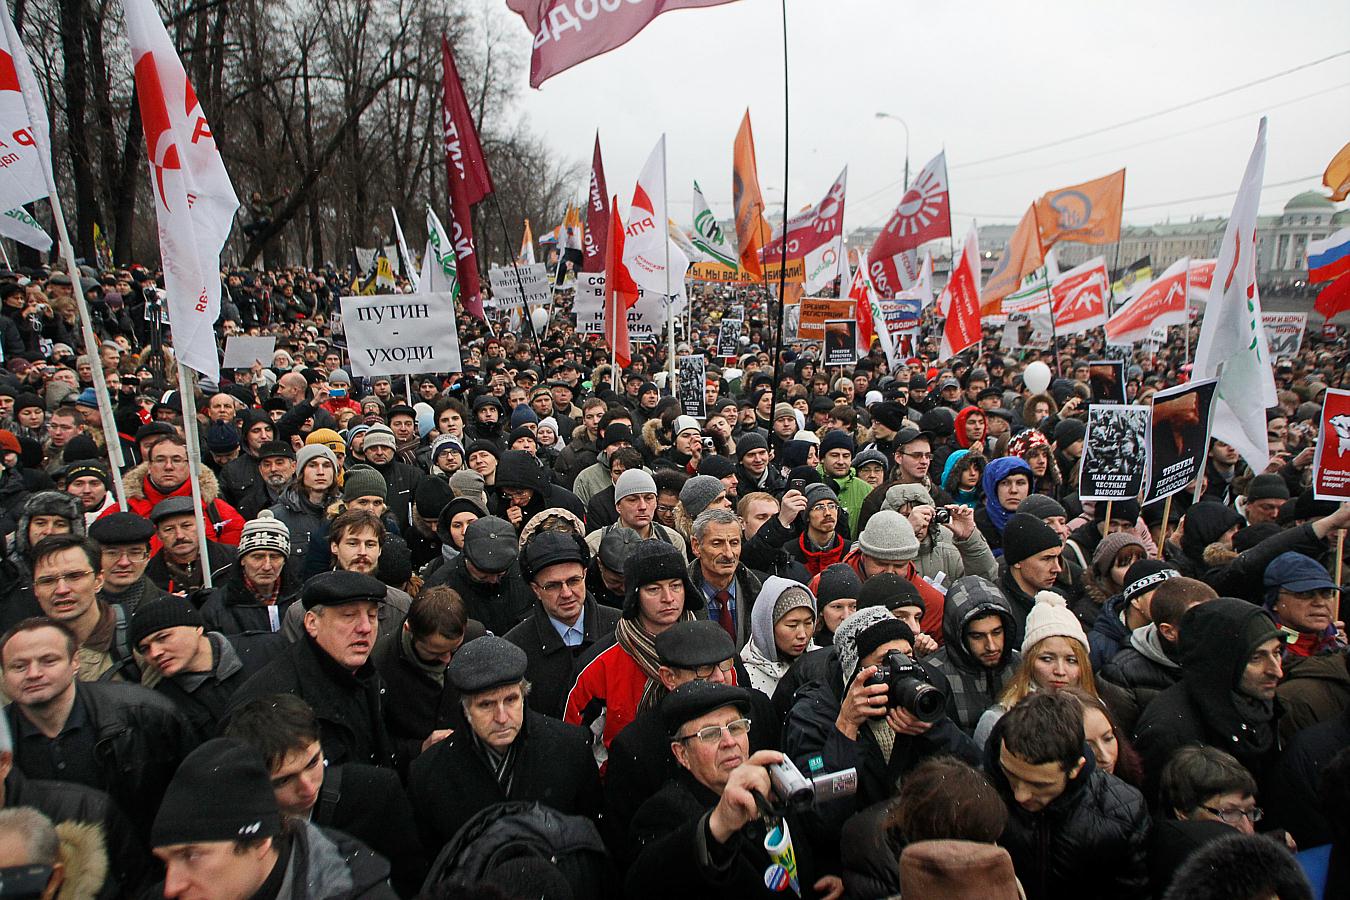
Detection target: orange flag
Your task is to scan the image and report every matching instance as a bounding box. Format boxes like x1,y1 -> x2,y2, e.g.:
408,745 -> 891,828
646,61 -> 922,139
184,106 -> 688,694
1034,169 -> 1125,247
604,195 -> 639,369
982,205 -> 1044,315
1325,142 -> 1350,202
733,109 -> 771,277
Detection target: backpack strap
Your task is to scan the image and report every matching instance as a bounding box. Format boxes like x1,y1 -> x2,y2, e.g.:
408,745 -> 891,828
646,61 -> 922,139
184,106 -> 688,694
316,764 -> 343,825
99,603 -> 141,682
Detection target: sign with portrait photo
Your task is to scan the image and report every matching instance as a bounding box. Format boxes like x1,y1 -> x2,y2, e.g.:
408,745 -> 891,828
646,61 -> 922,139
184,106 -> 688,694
823,320 -> 858,366
1141,378 -> 1218,505
1088,360 -> 1127,405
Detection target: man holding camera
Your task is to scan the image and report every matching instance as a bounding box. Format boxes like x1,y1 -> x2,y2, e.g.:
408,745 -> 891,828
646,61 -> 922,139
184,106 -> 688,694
627,680 -> 843,899
783,606 -> 979,815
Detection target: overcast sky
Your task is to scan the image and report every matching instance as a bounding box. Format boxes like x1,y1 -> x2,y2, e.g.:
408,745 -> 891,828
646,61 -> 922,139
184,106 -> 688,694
511,0 -> 1350,239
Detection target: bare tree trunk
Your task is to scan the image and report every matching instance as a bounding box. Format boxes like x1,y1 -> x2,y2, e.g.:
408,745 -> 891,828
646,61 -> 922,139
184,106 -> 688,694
60,0 -> 98,260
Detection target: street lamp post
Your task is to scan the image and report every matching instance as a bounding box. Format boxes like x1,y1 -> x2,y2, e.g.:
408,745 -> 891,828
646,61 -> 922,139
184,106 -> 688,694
875,112 -> 910,191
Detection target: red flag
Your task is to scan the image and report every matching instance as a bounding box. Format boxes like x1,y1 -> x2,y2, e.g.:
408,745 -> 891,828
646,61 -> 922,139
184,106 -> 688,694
869,151 -> 950,298
582,132 -> 610,273
441,35 -> 492,319
939,225 -> 981,361
506,0 -> 741,89
1315,272 -> 1350,320
849,263 -> 875,350
604,196 -> 639,368
1104,257 -> 1190,344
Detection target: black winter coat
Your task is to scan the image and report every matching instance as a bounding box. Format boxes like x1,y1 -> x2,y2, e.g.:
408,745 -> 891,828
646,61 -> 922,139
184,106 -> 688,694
439,555 -> 536,636
150,632 -> 253,738
313,762 -> 428,897
985,730 -> 1150,900
228,635 -> 398,771
1267,703 -> 1349,848
491,449 -> 587,526
368,622 -> 483,760
366,458 -> 425,533
503,593 -> 620,718
408,710 -> 602,853
1098,631 -> 1181,736
198,569 -> 302,639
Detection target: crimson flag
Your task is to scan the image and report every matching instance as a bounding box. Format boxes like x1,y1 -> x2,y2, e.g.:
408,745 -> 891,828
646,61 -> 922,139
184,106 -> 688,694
1316,272 -> 1350,320
582,132 -> 610,273
604,196 -> 639,368
939,225 -> 982,361
441,35 -> 493,319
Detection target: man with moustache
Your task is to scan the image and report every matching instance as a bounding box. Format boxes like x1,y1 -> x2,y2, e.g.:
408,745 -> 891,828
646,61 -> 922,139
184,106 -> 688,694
144,497 -> 238,594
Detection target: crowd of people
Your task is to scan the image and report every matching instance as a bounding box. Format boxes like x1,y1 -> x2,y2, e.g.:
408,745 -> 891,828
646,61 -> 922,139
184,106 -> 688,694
0,259 -> 1345,900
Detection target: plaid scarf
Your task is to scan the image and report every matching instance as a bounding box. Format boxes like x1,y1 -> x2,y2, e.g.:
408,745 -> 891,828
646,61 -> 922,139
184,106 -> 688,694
617,612 -> 697,714
245,576 -> 280,607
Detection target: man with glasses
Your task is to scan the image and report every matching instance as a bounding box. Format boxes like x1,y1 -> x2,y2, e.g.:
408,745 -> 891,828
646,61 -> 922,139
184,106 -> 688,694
29,534 -> 138,682
126,433 -> 245,546
856,426 -> 952,535
627,680 -> 842,899
1262,552 -> 1349,738
89,512 -> 170,617
506,532 -> 620,718
408,635 -> 601,851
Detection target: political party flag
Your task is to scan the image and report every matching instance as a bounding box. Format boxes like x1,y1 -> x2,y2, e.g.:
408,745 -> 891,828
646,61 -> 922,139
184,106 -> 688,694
582,132 -> 610,272
1315,272 -> 1350,320
1188,258 -> 1216,303
982,205 -> 1044,315
506,0 -> 741,89
555,204 -> 584,284
1034,169 -> 1125,247
125,0 -> 238,381
1325,141 -> 1350,202
0,12 -> 55,218
624,135 -> 681,296
850,256 -> 875,350
691,180 -> 737,267
604,196 -> 639,368
1307,227 -> 1350,284
421,207 -> 461,303
1104,257 -> 1189,344
392,208 -> 419,290
869,151 -> 951,298
733,109 -> 771,277
0,206 -> 50,252
912,253 -> 935,310
1192,117 -> 1277,473
763,167 -> 848,293
939,224 -> 981,361
518,219 -> 536,265
1050,256 -> 1109,335
441,35 -> 491,319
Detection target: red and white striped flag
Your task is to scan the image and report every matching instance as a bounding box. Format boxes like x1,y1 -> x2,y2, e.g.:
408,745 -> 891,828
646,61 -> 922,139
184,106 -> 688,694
126,0 -> 238,380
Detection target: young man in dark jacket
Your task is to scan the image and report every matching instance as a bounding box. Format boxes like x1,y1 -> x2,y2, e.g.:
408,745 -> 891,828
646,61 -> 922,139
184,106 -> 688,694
988,692 -> 1149,900
926,575 -> 1021,735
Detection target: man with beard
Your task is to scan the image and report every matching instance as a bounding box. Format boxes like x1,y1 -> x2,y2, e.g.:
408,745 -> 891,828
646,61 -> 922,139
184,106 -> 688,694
358,425 -> 423,533
89,512 -> 171,617
222,438 -> 294,521
145,497 -> 238,594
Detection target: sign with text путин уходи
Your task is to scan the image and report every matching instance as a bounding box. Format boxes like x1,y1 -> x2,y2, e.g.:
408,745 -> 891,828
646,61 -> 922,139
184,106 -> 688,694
340,293 -> 461,376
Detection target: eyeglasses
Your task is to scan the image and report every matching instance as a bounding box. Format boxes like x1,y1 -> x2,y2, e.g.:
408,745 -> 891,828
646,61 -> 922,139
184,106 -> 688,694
101,547 -> 149,562
34,570 -> 95,589
535,574 -> 585,595
657,504 -> 677,514
901,451 -> 933,460
150,456 -> 188,467
676,717 -> 752,745
1201,805 -> 1263,825
811,502 -> 840,512
688,659 -> 736,679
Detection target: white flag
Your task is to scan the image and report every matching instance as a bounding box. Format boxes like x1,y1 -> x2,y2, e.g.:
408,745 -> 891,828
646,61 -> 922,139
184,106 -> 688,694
0,13 -> 54,215
0,206 -> 50,251
691,180 -> 737,267
1192,118 -> 1276,472
125,0 -> 238,380
391,207 -> 419,291
624,135 -> 675,296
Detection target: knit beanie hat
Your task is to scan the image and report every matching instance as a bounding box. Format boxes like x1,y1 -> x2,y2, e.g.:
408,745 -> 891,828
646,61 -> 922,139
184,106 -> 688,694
615,468 -> 658,504
1123,560 -> 1179,603
1021,590 -> 1087,654
1018,494 -> 1067,521
622,539 -> 702,619
62,433 -> 101,463
815,563 -> 863,606
773,402 -> 797,423
511,404 -> 540,428
857,572 -> 923,613
835,606 -> 913,683
679,475 -> 726,520
238,509 -> 291,558
858,511 -> 920,562
205,421 -> 240,453
129,594 -> 205,650
1246,473 -> 1290,502
343,466 -> 387,501
1053,418 -> 1086,447
415,476 -> 455,520
362,424 -> 396,450
772,583 -> 816,623
820,429 -> 854,457
448,469 -> 488,503
306,428 -> 347,455
151,738 -> 281,848
1002,513 -> 1062,566
803,482 -> 838,515
698,455 -> 736,478
296,443 -> 338,475
735,431 -> 768,459
1090,532 -> 1148,578
853,446 -> 890,475
64,460 -> 110,490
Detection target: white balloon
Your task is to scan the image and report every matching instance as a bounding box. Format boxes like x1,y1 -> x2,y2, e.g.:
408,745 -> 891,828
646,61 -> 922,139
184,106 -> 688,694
530,308 -> 550,333
1023,360 -> 1052,395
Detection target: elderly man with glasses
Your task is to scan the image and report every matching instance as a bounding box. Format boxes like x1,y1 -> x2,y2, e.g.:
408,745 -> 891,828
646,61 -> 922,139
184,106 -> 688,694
89,512 -> 172,617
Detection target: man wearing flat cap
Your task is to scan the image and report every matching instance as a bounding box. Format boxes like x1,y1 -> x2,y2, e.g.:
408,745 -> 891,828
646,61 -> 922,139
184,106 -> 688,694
229,571 -> 397,770
145,496 -> 238,594
437,515 -> 535,636
90,511 -> 172,618
408,636 -> 601,851
604,620 -> 781,863
627,681 -> 842,899
504,531 -> 621,717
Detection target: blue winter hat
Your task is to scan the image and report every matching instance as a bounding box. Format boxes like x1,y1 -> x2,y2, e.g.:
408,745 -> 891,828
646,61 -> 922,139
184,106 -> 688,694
510,404 -> 540,428
74,387 -> 99,409
1263,552 -> 1339,609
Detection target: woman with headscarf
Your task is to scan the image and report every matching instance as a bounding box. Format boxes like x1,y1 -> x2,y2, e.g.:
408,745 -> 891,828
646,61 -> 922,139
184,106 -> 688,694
740,576 -> 818,695
974,456 -> 1035,556
941,448 -> 985,509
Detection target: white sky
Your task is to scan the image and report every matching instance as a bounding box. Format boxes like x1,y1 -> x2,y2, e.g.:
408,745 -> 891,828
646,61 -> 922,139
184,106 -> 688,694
512,0 -> 1350,239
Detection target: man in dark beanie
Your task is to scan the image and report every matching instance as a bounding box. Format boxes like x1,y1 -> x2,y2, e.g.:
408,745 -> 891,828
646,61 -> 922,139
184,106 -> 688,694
571,420 -> 636,506
733,431 -> 783,500
150,738 -> 397,900
408,636 -> 600,851
64,459 -> 116,524
1242,473 -> 1290,526
999,512 -> 1068,644
564,539 -> 704,759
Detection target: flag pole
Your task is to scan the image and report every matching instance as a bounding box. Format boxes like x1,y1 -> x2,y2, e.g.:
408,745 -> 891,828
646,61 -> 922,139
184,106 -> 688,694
663,138 -> 676,390
487,194 -> 545,353
772,0 -> 790,384
175,364 -> 215,589
0,240 -> 11,270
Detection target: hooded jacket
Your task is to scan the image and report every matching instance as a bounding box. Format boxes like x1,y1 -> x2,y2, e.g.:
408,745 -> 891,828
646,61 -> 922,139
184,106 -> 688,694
491,450 -> 586,526
1133,598 -> 1285,802
123,461 -> 245,547
1174,501 -> 1242,578
739,576 -> 816,696
926,576 -> 1021,735
1087,593 -> 1133,671
1098,624 -> 1180,735
975,456 -> 1034,554
268,487 -> 332,567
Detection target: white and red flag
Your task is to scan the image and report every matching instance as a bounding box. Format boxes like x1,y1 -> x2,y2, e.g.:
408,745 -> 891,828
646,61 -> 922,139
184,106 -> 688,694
506,0 -> 741,89
1050,256 -> 1109,335
1104,257 -> 1190,345
441,35 -> 493,320
604,196 -> 639,368
939,224 -> 981,361
763,167 -> 848,293
869,151 -> 951,298
125,0 -> 238,380
0,11 -> 52,251
624,135 -> 687,296
1187,258 -> 1216,303
582,132 -> 610,272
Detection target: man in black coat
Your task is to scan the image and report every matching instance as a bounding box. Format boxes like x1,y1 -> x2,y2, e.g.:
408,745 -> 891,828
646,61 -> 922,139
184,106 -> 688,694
408,636 -> 601,854
504,531 -> 620,718
438,516 -> 536,635
626,681 -> 842,899
1,619 -> 197,841
360,425 -> 424,533
88,512 -> 172,619
492,449 -> 586,531
228,571 -> 398,771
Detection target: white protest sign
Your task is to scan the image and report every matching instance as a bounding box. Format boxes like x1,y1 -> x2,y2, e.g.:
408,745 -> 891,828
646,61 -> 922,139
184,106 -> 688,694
487,263 -> 551,309
340,293 -> 461,376
574,272 -> 675,342
1262,312 -> 1306,358
221,336 -> 276,370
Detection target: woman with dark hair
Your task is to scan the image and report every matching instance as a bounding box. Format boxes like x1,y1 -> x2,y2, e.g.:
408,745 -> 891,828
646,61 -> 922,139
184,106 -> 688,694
1007,427 -> 1063,498
941,448 -> 985,509
1062,686 -> 1144,790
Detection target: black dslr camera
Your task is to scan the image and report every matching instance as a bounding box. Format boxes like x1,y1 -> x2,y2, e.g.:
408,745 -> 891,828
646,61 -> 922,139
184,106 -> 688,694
864,650 -> 946,722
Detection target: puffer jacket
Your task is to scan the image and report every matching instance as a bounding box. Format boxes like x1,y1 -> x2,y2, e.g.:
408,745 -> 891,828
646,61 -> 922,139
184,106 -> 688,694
268,488 -> 333,568
1087,593 -> 1132,671
986,722 -> 1150,900
738,575 -> 817,697
1097,623 -> 1181,735
926,575 -> 1021,735
123,461 -> 245,547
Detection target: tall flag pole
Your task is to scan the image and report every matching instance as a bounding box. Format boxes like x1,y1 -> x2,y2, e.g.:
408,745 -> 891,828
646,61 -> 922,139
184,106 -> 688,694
440,34 -> 493,321
604,196 -> 639,373
0,8 -> 127,509
391,207 -> 420,291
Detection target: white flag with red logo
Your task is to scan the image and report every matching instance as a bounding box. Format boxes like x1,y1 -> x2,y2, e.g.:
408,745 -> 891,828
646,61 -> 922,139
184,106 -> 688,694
1193,118 -> 1276,472
939,224 -> 981,361
1187,258 -> 1216,303
869,151 -> 951,298
0,10 -> 53,249
125,0 -> 238,380
763,167 -> 848,293
1050,256 -> 1109,335
1104,257 -> 1190,345
623,135 -> 687,297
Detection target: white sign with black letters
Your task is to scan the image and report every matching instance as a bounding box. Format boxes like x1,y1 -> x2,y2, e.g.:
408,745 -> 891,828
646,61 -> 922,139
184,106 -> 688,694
340,292 -> 461,376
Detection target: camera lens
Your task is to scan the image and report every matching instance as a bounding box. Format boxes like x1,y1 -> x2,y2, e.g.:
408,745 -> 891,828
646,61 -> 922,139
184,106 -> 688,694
902,681 -> 947,723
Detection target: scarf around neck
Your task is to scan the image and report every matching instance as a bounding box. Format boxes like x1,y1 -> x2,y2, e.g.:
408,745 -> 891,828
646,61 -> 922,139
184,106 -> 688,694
616,612 -> 696,714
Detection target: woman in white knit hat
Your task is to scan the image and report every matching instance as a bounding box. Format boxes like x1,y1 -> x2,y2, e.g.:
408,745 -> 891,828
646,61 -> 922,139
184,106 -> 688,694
971,590 -> 1107,750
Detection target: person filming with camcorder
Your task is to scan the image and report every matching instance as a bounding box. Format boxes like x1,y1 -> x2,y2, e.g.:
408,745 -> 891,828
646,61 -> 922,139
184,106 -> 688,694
627,681 -> 849,899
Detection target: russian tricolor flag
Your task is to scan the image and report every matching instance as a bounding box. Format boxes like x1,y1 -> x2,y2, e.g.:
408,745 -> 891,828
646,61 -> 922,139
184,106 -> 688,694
1309,226 -> 1350,283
